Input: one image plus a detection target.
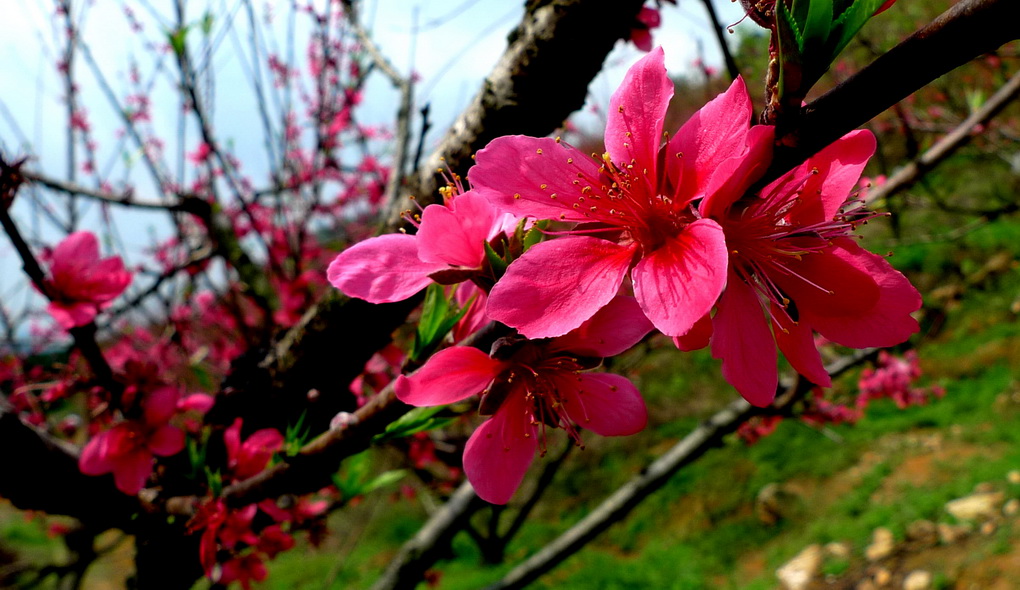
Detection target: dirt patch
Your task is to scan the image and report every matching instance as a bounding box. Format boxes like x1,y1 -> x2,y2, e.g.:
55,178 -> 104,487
871,438 -> 985,504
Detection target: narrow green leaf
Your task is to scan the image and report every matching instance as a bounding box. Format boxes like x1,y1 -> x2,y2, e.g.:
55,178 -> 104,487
484,240 -> 509,278
167,26 -> 189,57
831,0 -> 884,58
412,284 -> 452,360
523,220 -> 548,252
362,469 -> 408,494
200,12 -> 214,36
801,0 -> 834,52
374,405 -> 454,442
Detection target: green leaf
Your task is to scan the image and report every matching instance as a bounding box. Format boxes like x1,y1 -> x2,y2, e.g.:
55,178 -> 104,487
484,240 -> 509,278
361,469 -> 408,494
831,0 -> 885,58
167,26 -> 190,57
284,411 -> 311,455
331,452 -> 408,499
411,284 -> 472,360
801,0 -> 834,53
779,1 -> 806,53
373,405 -> 456,442
200,12 -> 214,36
523,220 -> 548,252
205,467 -> 223,497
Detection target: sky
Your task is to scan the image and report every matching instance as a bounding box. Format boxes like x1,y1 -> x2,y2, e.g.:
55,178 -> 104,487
0,0 -> 747,335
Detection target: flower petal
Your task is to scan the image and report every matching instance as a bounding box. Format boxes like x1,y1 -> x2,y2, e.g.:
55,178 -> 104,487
469,136 -> 602,223
802,239 -> 921,348
667,76 -> 756,204
395,346 -> 505,407
48,301 -> 97,329
79,431 -> 115,475
148,425 -> 186,457
112,450 -> 153,495
550,295 -> 653,357
487,237 -> 636,339
327,234 -> 444,303
672,312 -> 712,351
772,304 -> 831,388
561,373 -> 647,437
416,191 -> 496,268
773,248 -> 881,319
144,386 -> 180,426
761,129 -> 875,225
605,47 -> 673,174
711,273 -> 778,406
698,125 -> 775,219
631,219 -> 728,337
463,393 -> 537,505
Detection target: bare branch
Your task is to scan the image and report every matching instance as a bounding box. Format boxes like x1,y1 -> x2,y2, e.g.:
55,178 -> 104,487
344,4 -> 415,209
865,68 -> 1020,206
0,399 -> 137,526
483,350 -> 875,590
370,481 -> 485,590
22,170 -> 183,210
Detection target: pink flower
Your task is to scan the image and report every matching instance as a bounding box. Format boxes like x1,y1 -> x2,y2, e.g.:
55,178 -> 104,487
45,231 -> 132,329
629,6 -> 662,52
79,386 -> 185,494
470,48 -> 774,339
394,297 -> 652,504
698,130 -> 921,406
224,418 -> 285,481
327,189 -> 516,303
857,350 -> 942,409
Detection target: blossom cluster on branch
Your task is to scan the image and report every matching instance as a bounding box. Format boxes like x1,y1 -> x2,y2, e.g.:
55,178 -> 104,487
328,47 -> 921,504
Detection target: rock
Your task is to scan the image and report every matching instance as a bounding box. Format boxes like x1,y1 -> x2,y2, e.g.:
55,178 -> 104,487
944,491 -> 1004,522
865,527 -> 896,561
973,482 -> 996,493
1007,470 -> 1020,484
857,581 -> 879,590
902,570 -> 933,590
757,482 -> 799,525
1005,498 -> 1020,516
980,521 -> 997,535
825,541 -> 851,559
776,544 -> 823,590
874,567 -> 892,587
937,522 -> 971,544
905,519 -> 938,546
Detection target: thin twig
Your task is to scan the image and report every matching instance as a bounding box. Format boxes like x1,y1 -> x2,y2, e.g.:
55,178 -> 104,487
344,3 -> 415,213
699,0 -> 740,81
865,68 -> 1020,206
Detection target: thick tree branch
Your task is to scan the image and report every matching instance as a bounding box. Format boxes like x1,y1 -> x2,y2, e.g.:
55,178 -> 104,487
0,400 -> 136,527
383,0 -> 646,224
771,0 -> 1020,175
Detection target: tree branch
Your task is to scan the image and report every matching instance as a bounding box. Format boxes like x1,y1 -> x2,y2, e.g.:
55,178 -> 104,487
771,0 -> 1020,175
383,0 -> 646,224
370,481 -> 486,590
483,350 -> 874,590
865,67 -> 1020,206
